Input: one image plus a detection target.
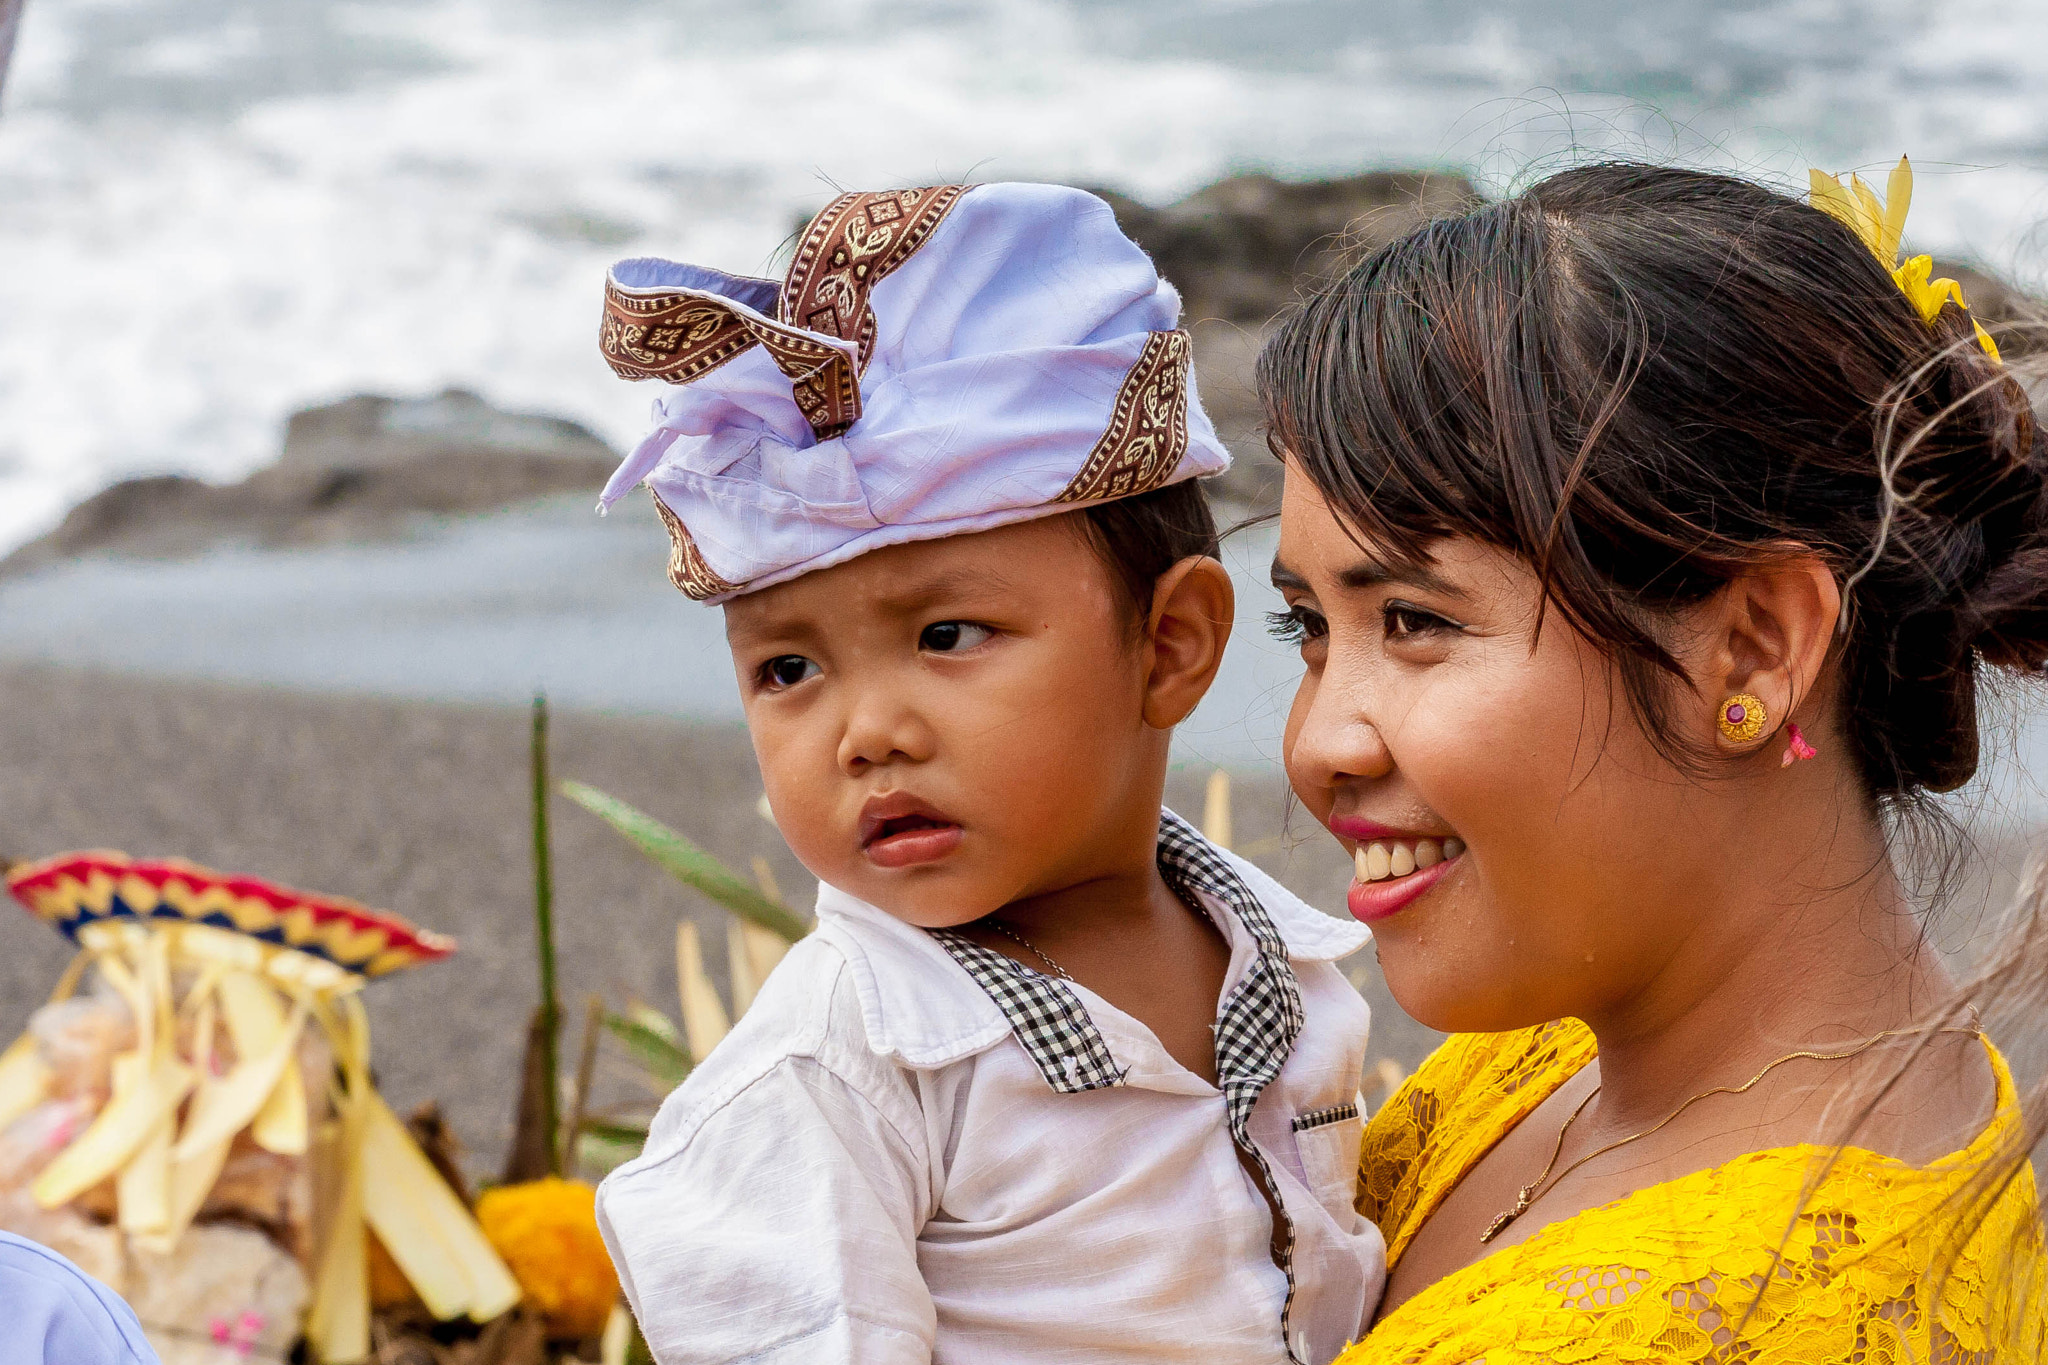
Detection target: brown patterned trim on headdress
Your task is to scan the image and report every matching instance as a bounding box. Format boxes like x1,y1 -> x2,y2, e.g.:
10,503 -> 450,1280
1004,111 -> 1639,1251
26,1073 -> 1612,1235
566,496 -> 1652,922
751,324 -> 861,440
600,284 -> 865,441
649,489 -> 741,601
1054,330 -> 1195,504
782,185 -> 973,373
599,289 -> 759,385
597,185 -> 967,444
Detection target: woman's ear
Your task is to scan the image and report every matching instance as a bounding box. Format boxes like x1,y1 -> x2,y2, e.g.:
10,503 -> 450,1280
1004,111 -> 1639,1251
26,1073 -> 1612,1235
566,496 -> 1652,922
1697,553 -> 1841,752
1142,556 -> 1235,730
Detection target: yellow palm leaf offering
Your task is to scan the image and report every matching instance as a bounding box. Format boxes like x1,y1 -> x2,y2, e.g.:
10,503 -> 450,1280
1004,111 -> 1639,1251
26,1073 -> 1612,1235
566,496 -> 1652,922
1808,155 -> 2002,361
1,852 -> 519,1364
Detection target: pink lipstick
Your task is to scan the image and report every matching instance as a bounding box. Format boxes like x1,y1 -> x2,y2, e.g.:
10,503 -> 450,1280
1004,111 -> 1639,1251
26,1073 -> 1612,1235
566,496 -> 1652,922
1329,817 -> 1466,923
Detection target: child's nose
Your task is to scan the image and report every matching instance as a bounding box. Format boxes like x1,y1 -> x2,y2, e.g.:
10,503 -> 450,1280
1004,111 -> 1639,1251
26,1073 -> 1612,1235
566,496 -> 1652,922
836,687 -> 939,774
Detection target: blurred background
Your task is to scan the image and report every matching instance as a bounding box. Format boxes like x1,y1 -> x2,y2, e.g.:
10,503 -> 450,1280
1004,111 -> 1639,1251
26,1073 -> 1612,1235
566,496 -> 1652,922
2,0 -> 2046,1171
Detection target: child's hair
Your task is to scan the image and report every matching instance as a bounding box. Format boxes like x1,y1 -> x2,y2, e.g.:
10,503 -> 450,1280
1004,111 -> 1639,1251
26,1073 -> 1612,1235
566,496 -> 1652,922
1256,161 -> 2046,801
1077,479 -> 1221,629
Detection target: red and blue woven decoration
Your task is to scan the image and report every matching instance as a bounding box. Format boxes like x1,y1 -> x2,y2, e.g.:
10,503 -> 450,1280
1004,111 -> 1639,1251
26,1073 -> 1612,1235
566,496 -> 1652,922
5,851 -> 455,977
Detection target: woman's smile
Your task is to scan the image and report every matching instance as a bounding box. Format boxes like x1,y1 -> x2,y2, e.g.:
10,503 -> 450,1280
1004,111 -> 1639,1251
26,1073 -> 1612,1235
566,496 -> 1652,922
1343,838 -> 1466,923
1329,817 -> 1466,922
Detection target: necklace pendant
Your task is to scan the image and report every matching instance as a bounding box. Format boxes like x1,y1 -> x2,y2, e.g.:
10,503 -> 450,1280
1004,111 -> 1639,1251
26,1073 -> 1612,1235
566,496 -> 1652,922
1480,1186 -> 1534,1245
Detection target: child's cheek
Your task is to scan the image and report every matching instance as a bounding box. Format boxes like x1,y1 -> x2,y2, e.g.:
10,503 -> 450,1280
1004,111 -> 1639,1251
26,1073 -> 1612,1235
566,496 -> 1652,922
747,721 -> 847,884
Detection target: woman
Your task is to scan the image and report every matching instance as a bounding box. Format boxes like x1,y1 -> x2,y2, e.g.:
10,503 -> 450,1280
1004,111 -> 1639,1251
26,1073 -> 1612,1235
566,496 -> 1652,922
1257,161 -> 2046,1359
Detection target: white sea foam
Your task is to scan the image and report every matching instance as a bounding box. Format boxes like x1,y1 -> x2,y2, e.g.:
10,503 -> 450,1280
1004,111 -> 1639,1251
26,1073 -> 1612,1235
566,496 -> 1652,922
1,0 -> 2045,552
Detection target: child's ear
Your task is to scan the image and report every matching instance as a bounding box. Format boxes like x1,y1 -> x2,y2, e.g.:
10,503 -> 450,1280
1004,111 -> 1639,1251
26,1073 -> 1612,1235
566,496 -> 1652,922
1142,556 -> 1234,730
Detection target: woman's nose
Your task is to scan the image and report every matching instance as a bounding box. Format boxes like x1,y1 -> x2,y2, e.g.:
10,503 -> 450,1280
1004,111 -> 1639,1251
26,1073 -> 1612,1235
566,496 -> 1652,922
836,683 -> 938,774
1285,663 -> 1394,794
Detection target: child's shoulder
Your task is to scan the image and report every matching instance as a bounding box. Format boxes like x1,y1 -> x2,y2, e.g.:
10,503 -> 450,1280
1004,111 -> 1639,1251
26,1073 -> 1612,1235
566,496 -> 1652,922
603,933 -> 925,1186
663,932 -> 876,1118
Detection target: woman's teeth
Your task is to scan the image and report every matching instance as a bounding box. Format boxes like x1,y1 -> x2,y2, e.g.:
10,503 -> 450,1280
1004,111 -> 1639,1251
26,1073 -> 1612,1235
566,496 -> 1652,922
1354,837 -> 1463,882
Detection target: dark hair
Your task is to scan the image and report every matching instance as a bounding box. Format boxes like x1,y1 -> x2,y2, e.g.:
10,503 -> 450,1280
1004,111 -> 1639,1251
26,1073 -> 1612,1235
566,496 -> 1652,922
1258,162 -> 2047,799
1077,478 -> 1221,625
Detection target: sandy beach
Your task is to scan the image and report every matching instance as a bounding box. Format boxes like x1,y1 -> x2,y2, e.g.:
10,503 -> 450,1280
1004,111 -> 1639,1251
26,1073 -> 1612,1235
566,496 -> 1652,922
0,661 -> 1441,1177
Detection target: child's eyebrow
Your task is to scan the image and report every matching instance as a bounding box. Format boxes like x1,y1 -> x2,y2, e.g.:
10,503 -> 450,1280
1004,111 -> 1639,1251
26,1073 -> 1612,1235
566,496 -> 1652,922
876,567 -> 1017,612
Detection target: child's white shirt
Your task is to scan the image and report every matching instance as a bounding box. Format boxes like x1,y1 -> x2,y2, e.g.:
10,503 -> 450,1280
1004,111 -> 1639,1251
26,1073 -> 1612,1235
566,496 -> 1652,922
597,816 -> 1387,1365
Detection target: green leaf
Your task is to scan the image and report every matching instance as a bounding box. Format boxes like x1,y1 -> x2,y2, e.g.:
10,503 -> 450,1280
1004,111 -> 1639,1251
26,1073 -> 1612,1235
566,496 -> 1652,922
561,781 -> 812,943
602,1010 -> 693,1090
573,1124 -> 648,1180
578,1116 -> 654,1146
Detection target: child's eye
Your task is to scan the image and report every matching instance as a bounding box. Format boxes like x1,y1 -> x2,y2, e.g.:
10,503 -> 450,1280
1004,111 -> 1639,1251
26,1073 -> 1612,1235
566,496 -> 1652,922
919,621 -> 994,653
1384,602 -> 1462,639
758,655 -> 820,690
1265,605 -> 1327,646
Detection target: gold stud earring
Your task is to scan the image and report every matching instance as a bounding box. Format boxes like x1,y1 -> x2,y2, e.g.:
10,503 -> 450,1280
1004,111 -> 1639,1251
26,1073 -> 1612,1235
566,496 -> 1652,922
1718,693 -> 1766,743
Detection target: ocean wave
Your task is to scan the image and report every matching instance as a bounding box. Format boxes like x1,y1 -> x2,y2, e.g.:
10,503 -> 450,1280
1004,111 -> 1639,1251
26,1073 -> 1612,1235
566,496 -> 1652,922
1,0 -> 2043,551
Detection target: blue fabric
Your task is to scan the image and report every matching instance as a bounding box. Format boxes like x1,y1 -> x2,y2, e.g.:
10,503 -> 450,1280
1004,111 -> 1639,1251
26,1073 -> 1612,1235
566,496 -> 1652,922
0,1232 -> 159,1364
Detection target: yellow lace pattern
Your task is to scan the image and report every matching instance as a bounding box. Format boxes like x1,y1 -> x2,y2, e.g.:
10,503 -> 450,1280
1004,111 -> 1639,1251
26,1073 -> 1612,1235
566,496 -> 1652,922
1344,1020 -> 2046,1364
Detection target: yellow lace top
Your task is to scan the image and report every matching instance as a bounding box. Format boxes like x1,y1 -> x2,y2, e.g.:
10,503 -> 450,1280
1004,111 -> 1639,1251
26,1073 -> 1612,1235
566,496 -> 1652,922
1342,1020 -> 2045,1364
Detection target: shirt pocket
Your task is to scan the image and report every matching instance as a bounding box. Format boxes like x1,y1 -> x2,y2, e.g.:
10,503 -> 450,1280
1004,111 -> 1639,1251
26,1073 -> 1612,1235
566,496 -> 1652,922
1291,1101 -> 1364,1210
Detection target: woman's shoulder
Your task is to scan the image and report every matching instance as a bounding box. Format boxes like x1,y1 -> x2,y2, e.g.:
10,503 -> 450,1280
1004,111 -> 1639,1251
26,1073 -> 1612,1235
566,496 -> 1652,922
1358,1019 -> 1596,1246
1345,1033 -> 2047,1365
1348,1132 -> 2043,1364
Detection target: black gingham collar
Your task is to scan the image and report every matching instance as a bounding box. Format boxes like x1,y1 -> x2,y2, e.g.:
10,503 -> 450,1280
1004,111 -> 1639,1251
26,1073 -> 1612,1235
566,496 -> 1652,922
927,808 -> 1311,1361
927,808 -> 1304,1100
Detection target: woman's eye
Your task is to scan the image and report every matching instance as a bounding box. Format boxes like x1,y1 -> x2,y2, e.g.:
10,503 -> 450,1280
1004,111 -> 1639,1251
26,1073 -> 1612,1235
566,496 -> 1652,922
758,655 -> 820,690
1384,602 -> 1460,639
919,621 -> 994,653
1265,605 -> 1328,646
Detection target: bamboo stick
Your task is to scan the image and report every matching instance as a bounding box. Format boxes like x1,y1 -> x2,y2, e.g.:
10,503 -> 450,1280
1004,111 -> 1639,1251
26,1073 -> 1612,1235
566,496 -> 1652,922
530,694 -> 561,1177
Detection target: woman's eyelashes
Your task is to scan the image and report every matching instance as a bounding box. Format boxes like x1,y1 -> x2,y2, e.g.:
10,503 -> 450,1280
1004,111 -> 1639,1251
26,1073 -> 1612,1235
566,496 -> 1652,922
1383,601 -> 1464,639
1266,604 -> 1327,645
1266,600 -> 1463,650
919,620 -> 994,653
757,654 -> 821,691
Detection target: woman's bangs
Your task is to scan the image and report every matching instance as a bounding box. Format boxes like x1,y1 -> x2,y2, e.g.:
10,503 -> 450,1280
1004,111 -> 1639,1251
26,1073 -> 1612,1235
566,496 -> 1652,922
1262,211 -> 1547,572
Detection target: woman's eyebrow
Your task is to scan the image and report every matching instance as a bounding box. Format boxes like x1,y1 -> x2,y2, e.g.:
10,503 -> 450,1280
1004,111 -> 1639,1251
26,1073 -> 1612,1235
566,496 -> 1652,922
1338,560 -> 1468,599
1271,555 -> 1468,600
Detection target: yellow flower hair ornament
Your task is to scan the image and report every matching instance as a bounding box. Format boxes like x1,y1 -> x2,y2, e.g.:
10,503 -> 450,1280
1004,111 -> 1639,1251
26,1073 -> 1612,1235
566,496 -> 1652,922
1808,156 -> 2001,363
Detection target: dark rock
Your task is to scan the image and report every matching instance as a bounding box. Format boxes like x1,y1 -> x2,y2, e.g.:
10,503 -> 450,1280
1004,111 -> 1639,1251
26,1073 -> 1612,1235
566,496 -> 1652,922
280,388 -> 613,472
1090,171 -> 1482,510
1093,170 -> 1481,328
2,389 -> 616,576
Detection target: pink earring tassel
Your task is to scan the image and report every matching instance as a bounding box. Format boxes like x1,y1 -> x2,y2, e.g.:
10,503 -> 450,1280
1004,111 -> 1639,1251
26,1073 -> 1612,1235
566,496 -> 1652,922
1781,722 -> 1818,766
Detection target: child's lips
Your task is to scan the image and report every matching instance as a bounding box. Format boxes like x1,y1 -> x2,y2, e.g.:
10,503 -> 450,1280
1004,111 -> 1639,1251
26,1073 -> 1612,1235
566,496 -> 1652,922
858,795 -> 964,869
864,823 -> 965,868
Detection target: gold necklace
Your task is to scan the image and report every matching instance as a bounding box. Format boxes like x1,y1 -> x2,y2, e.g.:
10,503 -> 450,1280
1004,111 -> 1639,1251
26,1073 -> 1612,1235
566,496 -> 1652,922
984,918 -> 1075,982
1479,1024 -> 1981,1244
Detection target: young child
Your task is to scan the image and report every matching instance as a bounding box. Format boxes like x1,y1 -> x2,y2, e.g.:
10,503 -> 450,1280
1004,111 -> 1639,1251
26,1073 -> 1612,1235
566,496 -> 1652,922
592,182 -> 1385,1364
